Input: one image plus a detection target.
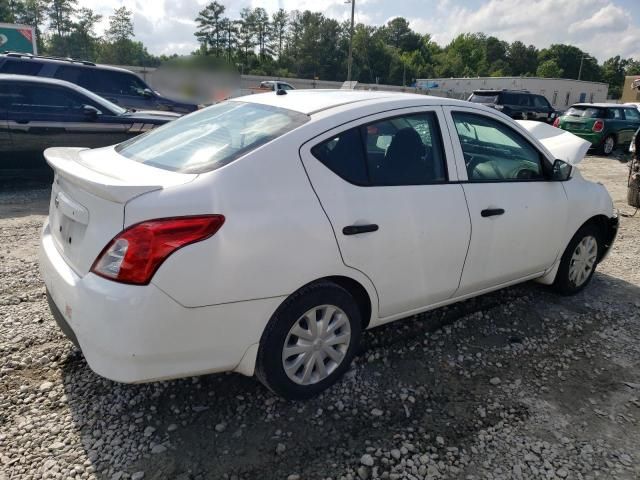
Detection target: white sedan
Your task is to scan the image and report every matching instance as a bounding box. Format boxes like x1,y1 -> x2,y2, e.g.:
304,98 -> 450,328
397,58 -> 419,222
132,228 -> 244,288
40,90 -> 618,399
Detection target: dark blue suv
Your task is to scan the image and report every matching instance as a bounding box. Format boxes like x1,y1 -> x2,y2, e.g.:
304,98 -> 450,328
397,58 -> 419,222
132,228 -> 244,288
0,53 -> 198,114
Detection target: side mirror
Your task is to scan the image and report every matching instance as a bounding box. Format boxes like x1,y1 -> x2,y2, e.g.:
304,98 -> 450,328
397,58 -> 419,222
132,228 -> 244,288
82,105 -> 100,119
141,88 -> 155,98
551,159 -> 572,181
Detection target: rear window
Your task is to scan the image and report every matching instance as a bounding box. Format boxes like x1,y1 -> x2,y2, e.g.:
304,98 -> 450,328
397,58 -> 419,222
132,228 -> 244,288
565,107 -> 605,118
0,59 -> 43,75
116,101 -> 309,174
469,93 -> 498,104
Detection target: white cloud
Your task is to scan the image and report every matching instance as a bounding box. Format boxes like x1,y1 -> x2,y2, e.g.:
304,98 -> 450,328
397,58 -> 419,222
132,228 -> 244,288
76,0 -> 640,60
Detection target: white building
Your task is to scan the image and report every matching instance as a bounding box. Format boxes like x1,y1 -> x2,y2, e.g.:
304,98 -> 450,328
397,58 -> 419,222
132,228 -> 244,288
416,77 -> 609,109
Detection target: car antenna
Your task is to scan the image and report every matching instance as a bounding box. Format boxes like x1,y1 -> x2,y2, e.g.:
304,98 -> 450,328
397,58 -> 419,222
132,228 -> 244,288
276,88 -> 287,96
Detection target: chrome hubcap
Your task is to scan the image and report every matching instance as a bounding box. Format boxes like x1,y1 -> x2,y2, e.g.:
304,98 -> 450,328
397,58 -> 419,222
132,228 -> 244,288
569,235 -> 598,287
604,137 -> 614,154
282,305 -> 351,385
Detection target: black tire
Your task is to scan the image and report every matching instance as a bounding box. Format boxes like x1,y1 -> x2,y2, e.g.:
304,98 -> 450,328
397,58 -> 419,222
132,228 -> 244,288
255,281 -> 362,400
552,224 -> 601,295
599,135 -> 615,156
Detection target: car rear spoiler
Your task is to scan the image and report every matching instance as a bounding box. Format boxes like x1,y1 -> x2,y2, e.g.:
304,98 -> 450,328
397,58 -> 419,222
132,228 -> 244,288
516,120 -> 591,165
44,147 -> 196,203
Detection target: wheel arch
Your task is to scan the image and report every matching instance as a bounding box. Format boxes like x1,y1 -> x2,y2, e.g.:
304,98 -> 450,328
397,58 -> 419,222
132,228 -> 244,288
536,213 -> 618,285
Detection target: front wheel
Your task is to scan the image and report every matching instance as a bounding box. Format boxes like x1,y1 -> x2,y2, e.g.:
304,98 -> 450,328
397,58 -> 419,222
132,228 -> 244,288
552,224 -> 600,295
255,282 -> 362,400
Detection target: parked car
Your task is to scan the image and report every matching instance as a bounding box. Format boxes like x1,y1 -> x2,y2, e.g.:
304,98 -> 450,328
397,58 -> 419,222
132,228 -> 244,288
553,103 -> 640,155
0,75 -> 180,155
0,52 -> 198,113
40,91 -> 618,399
468,89 -> 557,123
259,80 -> 295,91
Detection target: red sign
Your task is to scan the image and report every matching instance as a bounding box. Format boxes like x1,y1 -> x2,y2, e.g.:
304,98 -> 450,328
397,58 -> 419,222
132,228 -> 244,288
19,29 -> 33,43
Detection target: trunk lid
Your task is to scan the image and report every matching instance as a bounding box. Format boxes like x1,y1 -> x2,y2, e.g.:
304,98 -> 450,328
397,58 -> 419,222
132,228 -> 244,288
45,146 -> 196,275
561,116 -> 596,133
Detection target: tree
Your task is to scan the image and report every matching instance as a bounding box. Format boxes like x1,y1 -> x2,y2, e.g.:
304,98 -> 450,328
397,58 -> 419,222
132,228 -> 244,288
0,0 -> 16,22
601,56 -> 629,98
507,41 -> 538,76
536,59 -> 563,78
15,0 -> 48,52
194,1 -> 226,56
270,8 -> 288,60
237,7 -> 256,63
48,0 -> 77,38
382,17 -> 420,52
69,7 -> 101,60
106,6 -> 134,43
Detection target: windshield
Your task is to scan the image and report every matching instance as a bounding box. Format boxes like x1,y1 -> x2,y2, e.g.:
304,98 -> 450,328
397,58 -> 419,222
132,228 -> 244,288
469,93 -> 499,104
115,101 -> 309,173
565,107 -> 604,119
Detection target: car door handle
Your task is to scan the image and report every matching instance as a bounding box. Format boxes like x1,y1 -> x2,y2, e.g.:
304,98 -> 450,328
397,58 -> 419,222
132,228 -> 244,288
15,119 -> 29,124
481,208 -> 505,217
343,224 -> 379,235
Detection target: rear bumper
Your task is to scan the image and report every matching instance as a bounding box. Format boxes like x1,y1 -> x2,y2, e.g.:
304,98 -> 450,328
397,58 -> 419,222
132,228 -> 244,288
39,220 -> 284,383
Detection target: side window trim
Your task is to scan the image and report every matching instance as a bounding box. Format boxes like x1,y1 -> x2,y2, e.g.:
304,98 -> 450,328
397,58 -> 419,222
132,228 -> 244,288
307,107 -> 452,187
442,106 -> 553,183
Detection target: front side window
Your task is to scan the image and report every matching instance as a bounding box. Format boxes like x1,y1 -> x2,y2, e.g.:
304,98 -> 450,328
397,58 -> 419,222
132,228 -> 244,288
93,71 -> 149,96
607,109 -> 622,120
116,101 -> 309,174
624,108 -> 640,122
452,112 -> 544,181
311,111 -> 447,186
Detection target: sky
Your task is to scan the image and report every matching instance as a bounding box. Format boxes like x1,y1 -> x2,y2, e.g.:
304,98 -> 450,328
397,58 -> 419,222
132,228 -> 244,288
79,0 -> 640,62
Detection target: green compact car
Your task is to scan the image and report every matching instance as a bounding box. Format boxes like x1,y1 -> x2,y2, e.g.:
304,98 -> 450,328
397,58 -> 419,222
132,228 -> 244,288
554,103 -> 640,155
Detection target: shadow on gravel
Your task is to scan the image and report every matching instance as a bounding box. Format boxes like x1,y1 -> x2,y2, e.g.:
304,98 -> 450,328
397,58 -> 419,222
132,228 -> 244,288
0,161 -> 52,220
59,273 -> 640,480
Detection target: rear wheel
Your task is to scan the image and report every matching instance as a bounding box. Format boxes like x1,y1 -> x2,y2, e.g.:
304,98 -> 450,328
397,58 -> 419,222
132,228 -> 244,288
256,282 -> 362,400
601,135 -> 615,155
552,224 -> 600,295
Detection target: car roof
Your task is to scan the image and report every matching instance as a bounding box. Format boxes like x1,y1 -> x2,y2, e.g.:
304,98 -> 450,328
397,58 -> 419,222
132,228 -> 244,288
572,103 -> 620,109
0,73 -> 82,89
0,53 -> 136,74
235,89 -> 473,115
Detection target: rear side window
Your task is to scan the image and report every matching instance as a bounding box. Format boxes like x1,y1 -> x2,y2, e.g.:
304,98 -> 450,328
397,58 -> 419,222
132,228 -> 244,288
4,83 -> 88,111
116,101 -> 309,174
311,111 -> 447,186
0,59 -> 43,75
533,95 -> 551,108
311,128 -> 369,185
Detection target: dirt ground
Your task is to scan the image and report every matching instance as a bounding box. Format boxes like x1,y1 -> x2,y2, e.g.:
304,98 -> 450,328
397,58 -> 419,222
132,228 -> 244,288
1,153 -> 639,480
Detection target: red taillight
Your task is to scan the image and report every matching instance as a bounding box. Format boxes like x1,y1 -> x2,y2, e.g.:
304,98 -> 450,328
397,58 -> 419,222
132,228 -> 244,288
91,215 -> 225,285
592,120 -> 604,132
553,117 -> 560,128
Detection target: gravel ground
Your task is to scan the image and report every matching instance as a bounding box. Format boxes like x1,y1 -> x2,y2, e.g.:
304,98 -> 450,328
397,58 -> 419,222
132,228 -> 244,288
1,154 -> 639,480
